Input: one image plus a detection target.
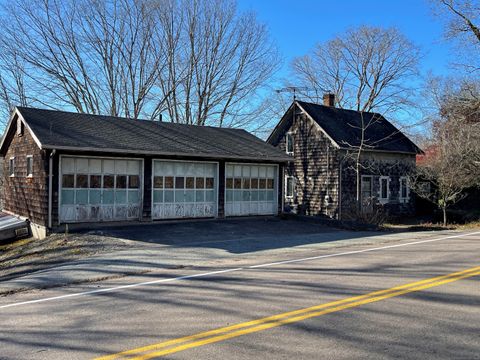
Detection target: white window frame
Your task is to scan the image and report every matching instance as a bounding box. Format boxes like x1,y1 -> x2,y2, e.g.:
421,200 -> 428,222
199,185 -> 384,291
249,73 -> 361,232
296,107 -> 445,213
399,176 -> 410,203
285,176 -> 295,199
9,157 -> 15,177
17,119 -> 24,136
378,176 -> 390,204
26,155 -> 33,177
286,132 -> 294,155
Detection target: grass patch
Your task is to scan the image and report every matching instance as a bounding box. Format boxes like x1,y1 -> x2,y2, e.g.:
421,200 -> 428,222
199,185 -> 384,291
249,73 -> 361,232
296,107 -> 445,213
382,219 -> 480,232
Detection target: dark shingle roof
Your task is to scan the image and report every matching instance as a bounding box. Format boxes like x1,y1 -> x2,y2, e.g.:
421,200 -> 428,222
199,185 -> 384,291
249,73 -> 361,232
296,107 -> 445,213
14,107 -> 290,161
275,101 -> 421,154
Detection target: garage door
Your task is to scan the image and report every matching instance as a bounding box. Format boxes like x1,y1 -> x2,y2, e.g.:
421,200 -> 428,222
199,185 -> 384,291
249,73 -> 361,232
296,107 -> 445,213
152,160 -> 218,219
60,157 -> 142,223
225,164 -> 278,216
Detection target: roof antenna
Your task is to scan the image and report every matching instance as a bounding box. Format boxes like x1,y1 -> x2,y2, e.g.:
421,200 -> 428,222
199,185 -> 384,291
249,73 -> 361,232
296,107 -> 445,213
275,86 -> 310,102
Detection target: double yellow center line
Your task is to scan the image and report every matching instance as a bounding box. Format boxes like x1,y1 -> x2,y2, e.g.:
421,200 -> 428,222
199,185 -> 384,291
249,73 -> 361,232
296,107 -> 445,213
96,265 -> 480,360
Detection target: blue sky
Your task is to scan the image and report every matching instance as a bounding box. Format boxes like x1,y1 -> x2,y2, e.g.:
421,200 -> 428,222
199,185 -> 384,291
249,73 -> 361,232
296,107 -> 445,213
238,0 -> 451,79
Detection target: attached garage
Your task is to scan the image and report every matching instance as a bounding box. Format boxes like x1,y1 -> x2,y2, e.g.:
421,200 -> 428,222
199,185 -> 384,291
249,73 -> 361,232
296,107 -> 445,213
225,163 -> 278,216
59,156 -> 143,223
152,160 -> 218,219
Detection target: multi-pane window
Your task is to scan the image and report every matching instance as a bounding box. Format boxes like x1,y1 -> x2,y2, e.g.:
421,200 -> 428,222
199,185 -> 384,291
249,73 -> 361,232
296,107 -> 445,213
225,165 -> 276,203
378,176 -> 390,203
152,162 -> 216,205
60,158 -> 141,206
286,133 -> 294,155
361,176 -> 373,200
26,156 -> 33,177
286,176 -> 295,198
399,177 -> 409,202
9,157 -> 15,177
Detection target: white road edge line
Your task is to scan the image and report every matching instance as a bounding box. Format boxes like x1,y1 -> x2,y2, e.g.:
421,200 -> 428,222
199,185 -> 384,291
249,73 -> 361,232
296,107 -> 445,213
1,230 -> 479,310
249,230 -> 480,268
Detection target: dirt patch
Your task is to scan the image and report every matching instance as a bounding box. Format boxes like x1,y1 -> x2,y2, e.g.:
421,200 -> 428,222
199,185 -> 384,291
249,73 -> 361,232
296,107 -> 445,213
0,231 -> 131,282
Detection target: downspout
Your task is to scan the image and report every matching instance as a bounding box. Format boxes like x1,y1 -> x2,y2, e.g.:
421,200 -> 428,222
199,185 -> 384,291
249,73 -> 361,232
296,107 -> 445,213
281,164 -> 285,213
48,149 -> 56,229
338,159 -> 342,220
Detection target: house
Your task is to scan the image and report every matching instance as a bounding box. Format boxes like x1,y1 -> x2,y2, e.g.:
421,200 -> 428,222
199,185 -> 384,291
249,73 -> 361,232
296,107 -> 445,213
267,94 -> 423,220
0,107 -> 290,238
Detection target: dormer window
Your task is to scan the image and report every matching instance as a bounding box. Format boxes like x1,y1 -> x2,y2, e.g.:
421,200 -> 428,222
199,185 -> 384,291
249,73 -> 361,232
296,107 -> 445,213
286,133 -> 294,155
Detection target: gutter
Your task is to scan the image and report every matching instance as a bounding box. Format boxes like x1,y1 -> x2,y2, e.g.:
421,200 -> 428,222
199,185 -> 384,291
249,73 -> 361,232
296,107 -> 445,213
41,144 -> 292,163
48,149 -> 56,229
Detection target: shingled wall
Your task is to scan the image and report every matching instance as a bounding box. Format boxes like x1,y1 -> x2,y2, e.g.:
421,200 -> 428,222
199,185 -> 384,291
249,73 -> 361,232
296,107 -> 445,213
279,112 -> 340,218
2,118 -> 49,226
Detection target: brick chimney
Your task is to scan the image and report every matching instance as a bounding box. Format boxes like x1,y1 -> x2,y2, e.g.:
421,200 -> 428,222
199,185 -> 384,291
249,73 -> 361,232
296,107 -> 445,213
323,93 -> 335,107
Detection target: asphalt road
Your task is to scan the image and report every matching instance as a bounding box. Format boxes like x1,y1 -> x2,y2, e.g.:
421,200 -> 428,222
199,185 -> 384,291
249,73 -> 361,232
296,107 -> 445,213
1,230 -> 479,360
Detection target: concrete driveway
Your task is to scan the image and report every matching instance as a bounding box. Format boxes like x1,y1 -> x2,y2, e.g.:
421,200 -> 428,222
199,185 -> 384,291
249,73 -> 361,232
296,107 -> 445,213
86,217 -> 358,253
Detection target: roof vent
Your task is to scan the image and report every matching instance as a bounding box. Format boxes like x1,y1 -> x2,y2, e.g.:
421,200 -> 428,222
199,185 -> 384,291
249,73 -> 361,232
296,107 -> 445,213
323,93 -> 335,107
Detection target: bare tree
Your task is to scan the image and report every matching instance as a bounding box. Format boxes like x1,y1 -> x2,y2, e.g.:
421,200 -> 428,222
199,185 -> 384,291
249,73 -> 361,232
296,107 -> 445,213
291,26 -> 421,213
410,79 -> 480,225
291,26 -> 421,115
0,43 -> 28,124
0,0 -> 279,128
432,0 -> 480,72
154,0 -> 279,127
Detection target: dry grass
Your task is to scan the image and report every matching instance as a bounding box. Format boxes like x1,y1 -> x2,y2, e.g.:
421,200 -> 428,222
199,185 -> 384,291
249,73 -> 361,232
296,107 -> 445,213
382,219 -> 480,232
0,232 -> 130,282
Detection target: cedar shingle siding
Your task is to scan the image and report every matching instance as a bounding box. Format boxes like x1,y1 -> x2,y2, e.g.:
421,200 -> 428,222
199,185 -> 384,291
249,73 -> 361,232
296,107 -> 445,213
278,113 -> 340,217
3,118 -> 48,226
268,101 -> 421,219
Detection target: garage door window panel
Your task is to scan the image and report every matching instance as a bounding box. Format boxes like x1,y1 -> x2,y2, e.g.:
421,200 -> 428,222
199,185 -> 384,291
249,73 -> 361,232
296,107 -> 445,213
128,190 -> 139,204
61,190 -> 75,205
60,157 -> 142,223
153,160 -> 217,219
165,176 -> 174,189
103,175 -> 114,188
90,175 -> 101,188
225,164 -> 277,216
129,175 -> 140,189
89,190 -> 102,204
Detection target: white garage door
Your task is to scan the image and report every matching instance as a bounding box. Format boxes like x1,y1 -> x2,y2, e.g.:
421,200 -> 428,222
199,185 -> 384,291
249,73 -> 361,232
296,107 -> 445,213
60,157 -> 142,223
225,164 -> 278,216
152,160 -> 218,219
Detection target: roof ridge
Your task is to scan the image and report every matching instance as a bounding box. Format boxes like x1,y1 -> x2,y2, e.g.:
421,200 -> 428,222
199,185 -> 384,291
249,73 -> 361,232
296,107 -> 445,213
296,100 -> 383,117
16,106 -> 246,131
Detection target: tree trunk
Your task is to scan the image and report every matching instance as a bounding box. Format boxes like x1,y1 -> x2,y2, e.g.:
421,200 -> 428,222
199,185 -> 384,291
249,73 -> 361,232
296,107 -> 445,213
442,206 -> 447,227
356,158 -> 361,213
